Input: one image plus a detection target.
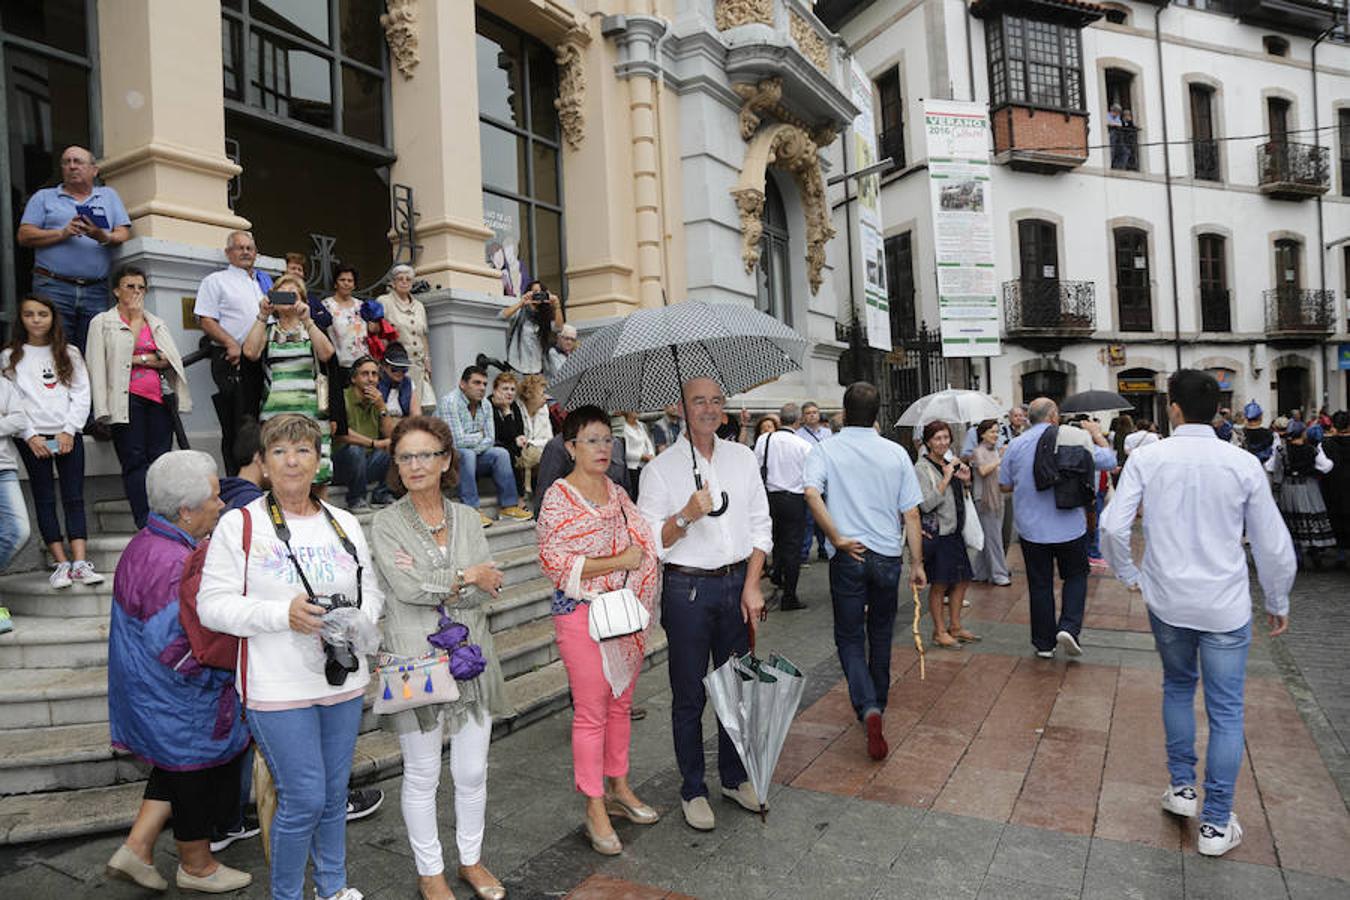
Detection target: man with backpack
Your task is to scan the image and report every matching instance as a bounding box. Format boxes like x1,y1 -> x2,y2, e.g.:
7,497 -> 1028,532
999,398 -> 1117,659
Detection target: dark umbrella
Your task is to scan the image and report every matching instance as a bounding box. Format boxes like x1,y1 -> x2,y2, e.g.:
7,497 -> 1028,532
549,299 -> 807,516
1060,389 -> 1133,416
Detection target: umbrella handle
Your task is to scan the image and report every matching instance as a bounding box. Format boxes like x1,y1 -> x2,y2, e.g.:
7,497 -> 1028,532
694,472 -> 731,518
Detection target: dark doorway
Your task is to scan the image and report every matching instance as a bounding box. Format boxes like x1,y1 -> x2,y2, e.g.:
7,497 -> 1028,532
1017,219 -> 1060,327
1276,365 -> 1308,417
1117,367 -> 1158,428
1198,233 -> 1230,332
1114,227 -> 1153,331
1189,84 -> 1220,180
1021,370 -> 1068,405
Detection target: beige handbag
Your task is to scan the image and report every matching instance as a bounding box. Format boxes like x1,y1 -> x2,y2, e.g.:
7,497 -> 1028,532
372,651 -> 460,714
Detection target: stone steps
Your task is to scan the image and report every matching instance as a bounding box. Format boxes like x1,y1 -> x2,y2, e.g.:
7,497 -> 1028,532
0,615 -> 109,669
0,631 -> 668,844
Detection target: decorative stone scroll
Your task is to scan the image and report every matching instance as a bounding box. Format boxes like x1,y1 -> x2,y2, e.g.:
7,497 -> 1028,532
732,123 -> 837,294
715,0 -> 774,30
789,10 -> 829,73
554,42 -> 585,150
381,0 -> 419,79
731,78 -> 783,142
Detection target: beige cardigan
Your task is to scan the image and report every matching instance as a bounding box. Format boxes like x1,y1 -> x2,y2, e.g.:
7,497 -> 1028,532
86,308 -> 191,425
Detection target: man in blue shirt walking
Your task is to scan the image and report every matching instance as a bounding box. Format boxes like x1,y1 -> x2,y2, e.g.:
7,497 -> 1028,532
804,382 -> 926,762
999,397 -> 1116,659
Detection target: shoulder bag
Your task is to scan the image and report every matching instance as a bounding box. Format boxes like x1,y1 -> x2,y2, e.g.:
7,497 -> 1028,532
586,504 -> 650,642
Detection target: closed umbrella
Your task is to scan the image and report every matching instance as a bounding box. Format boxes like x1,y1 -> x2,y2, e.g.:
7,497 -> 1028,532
896,388 -> 1004,427
1060,389 -> 1133,416
550,300 -> 807,516
702,650 -> 805,820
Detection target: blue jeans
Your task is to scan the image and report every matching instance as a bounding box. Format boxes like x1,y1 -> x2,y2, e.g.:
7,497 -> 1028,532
249,696 -> 364,900
1148,611 -> 1251,827
1021,535 -> 1088,651
661,567 -> 750,801
112,395 -> 173,529
1087,491 -> 1107,559
332,443 -> 391,505
801,507 -> 826,560
0,469 -> 32,568
457,445 -> 519,509
15,437 -> 87,545
828,550 -> 902,720
31,274 -> 108,354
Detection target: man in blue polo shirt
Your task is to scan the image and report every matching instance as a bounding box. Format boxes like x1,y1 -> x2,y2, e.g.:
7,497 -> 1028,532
999,397 -> 1117,659
17,146 -> 131,351
804,382 -> 926,762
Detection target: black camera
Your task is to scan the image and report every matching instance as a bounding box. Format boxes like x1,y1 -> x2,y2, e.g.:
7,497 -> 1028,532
532,290 -> 550,304
313,592 -> 357,612
314,593 -> 361,686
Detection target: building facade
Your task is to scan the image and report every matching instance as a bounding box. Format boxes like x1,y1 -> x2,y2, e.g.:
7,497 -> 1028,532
823,0 -> 1350,427
1,0 -> 865,461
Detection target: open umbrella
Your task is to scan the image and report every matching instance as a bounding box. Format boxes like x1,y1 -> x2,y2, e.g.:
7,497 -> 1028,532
703,650 -> 805,820
896,388 -> 1004,427
1060,389 -> 1133,416
550,300 -> 807,515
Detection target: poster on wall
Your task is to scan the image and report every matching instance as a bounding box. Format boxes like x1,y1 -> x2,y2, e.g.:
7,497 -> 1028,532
923,99 -> 999,358
483,197 -> 526,297
849,59 -> 890,352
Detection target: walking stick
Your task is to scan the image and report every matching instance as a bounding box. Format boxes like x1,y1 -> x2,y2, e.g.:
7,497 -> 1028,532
911,585 -> 926,680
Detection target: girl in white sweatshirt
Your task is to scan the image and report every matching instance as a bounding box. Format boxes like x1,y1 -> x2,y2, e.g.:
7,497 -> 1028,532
0,295 -> 98,588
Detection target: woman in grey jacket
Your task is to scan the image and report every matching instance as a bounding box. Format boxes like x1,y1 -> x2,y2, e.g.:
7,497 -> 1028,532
370,415 -> 511,900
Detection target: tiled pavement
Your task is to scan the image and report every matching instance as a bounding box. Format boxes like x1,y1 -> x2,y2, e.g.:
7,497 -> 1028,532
2,547 -> 1348,899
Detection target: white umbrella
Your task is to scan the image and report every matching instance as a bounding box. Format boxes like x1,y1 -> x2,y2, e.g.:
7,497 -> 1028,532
896,388 -> 1004,427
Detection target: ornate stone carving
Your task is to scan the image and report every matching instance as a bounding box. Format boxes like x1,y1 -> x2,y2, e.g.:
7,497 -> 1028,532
715,0 -> 774,30
731,78 -> 783,142
789,10 -> 829,73
732,123 -> 837,295
554,42 -> 585,150
381,0 -> 419,79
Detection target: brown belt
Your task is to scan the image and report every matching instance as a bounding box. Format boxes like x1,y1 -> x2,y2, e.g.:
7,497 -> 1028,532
33,267 -> 101,287
663,561 -> 747,578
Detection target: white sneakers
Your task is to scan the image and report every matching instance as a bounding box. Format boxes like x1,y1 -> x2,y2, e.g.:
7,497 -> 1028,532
1161,785 -> 1242,857
1055,630 -> 1083,657
50,561 -> 104,589
318,889 -> 364,900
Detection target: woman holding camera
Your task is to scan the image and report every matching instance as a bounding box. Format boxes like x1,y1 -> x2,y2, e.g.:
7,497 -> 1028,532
87,265 -> 192,530
197,414 -> 383,900
916,420 -> 978,648
371,416 -> 511,900
536,406 -> 661,856
501,280 -> 563,376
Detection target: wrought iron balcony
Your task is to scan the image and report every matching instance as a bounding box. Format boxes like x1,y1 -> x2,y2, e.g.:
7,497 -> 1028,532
1004,279 -> 1096,337
1108,126 -> 1139,172
1200,287 -> 1232,333
1193,139 -> 1221,182
878,127 -> 906,172
1258,141 -> 1330,199
1264,287 -> 1335,338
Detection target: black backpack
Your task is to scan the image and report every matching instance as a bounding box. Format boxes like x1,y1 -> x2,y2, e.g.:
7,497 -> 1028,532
1032,425 -> 1095,510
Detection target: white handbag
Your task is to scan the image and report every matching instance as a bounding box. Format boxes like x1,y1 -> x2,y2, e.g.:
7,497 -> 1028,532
962,494 -> 984,552
586,586 -> 650,642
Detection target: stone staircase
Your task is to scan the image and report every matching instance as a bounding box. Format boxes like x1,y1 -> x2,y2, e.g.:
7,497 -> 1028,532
0,486 -> 668,844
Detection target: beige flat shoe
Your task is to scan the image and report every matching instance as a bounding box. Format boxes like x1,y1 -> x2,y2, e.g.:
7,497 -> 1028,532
106,844 -> 167,892
605,795 -> 659,825
458,863 -> 506,899
583,819 -> 622,856
175,863 -> 253,893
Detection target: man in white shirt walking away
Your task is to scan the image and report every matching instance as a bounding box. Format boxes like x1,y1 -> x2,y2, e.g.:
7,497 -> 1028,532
1100,369 -> 1296,858
638,377 -> 771,832
754,402 -> 813,611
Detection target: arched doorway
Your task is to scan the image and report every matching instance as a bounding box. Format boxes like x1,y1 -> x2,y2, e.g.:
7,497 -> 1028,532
1117,367 -> 1160,428
1276,363 -> 1310,417
755,177 -> 792,326
1022,370 -> 1068,405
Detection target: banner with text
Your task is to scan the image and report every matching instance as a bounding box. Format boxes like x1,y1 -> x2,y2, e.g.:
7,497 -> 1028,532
923,99 -> 999,358
850,59 -> 891,351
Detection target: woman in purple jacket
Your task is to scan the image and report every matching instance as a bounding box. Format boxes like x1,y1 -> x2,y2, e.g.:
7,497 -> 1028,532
104,450 -> 253,894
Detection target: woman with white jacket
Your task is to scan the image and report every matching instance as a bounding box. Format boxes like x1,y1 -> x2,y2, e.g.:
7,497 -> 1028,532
197,413 -> 383,900
86,265 -> 191,530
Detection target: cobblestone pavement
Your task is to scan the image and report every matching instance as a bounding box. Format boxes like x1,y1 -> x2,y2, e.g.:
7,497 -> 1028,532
2,547 -> 1347,899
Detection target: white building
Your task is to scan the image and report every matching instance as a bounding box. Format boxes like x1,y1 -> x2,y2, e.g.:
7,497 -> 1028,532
822,0 -> 1350,426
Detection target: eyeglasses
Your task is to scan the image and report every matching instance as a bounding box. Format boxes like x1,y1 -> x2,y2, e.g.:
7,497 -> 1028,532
568,437 -> 611,448
395,450 -> 448,467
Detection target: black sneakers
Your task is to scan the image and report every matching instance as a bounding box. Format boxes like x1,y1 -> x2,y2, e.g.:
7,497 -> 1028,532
209,815 -> 261,853
346,788 -> 385,821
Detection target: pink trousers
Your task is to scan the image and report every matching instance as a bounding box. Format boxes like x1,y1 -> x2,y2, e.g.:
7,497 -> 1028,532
553,607 -> 636,798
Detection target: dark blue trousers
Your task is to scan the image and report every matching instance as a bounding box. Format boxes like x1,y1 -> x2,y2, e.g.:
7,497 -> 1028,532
1021,534 -> 1089,651
828,550 -> 902,720
112,395 -> 173,529
661,567 -> 750,801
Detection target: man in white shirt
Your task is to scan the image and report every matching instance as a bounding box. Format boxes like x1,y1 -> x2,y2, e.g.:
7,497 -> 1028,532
638,377 -> 771,832
1100,369 -> 1296,859
194,230 -> 273,474
754,403 -> 813,612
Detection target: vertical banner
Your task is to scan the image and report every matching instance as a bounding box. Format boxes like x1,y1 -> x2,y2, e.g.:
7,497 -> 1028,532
923,100 -> 999,358
849,59 -> 891,351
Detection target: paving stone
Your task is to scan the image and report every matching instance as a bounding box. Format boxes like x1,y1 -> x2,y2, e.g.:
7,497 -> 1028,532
810,797 -> 923,867
1181,854 -> 1290,900
1081,836 -> 1183,900
1283,868 -> 1350,900
977,875 -> 1081,900
894,811 -> 1004,887
987,822 -> 1090,890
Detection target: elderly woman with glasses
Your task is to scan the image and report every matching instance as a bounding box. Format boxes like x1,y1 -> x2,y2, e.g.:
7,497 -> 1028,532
105,450 -> 252,894
378,264 -> 436,412
536,406 -> 661,856
197,414 -> 383,900
370,415 -> 510,900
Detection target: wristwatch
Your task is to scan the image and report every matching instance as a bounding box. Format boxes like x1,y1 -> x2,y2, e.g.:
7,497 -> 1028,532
674,512 -> 691,530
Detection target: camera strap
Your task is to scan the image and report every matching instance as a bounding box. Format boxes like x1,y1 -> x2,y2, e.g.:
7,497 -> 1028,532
265,492 -> 363,608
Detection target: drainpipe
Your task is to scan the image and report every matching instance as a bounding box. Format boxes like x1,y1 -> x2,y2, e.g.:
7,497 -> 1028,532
1154,4 -> 1183,371
1312,19 -> 1340,411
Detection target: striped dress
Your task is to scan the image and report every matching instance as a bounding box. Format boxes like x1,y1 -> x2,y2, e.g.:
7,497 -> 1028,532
260,325 -> 331,483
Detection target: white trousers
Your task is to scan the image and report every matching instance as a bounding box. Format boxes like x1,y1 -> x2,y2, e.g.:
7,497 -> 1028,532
398,712 -> 492,876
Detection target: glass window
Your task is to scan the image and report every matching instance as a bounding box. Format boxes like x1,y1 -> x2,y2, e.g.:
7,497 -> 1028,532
1114,227 -> 1152,332
884,232 -> 916,341
986,15 -> 1084,112
1340,108 -> 1350,196
875,67 -> 904,171
341,64 -> 383,144
755,179 -> 792,326
477,11 -> 564,302
1189,85 -> 1220,181
251,0 -> 329,45
1198,234 -> 1229,332
1,0 -> 87,56
340,0 -> 383,68
250,31 -> 333,129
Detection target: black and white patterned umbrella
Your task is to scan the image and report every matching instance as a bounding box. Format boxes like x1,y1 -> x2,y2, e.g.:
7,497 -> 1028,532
549,301 -> 807,413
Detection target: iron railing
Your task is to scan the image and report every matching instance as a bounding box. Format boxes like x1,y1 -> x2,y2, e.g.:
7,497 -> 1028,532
1108,126 -> 1138,172
1003,279 -> 1096,333
1200,287 -> 1232,332
1257,141 -> 1330,192
1193,139 -> 1221,181
1264,287 -> 1335,335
